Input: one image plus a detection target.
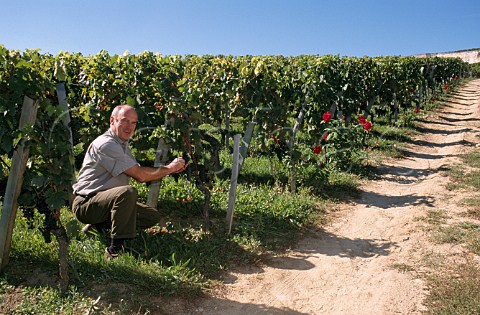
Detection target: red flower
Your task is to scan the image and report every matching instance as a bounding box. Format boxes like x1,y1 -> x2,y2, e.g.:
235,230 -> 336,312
313,145 -> 321,154
323,133 -> 329,141
322,111 -> 332,123
358,115 -> 366,124
342,115 -> 346,121
444,85 -> 448,91
431,97 -> 436,102
363,121 -> 372,131
414,108 -> 420,113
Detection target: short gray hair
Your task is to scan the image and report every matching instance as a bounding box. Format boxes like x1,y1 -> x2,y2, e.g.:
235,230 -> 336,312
111,104 -> 135,119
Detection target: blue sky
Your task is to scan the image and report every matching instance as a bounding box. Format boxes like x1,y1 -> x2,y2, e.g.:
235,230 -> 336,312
1,0 -> 479,57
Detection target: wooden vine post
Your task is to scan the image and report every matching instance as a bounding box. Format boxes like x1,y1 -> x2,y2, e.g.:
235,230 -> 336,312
424,79 -> 429,100
238,121 -> 255,172
147,138 -> 170,209
417,86 -> 423,111
288,97 -> 307,193
55,82 -> 75,292
56,82 -> 76,202
226,134 -> 241,235
392,93 -> 399,124
363,96 -> 377,119
226,122 -> 255,234
0,96 -> 39,272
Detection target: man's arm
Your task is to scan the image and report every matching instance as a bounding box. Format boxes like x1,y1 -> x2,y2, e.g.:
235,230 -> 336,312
124,158 -> 187,183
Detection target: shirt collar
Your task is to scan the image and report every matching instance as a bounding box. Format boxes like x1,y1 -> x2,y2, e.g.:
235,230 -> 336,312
107,129 -> 128,147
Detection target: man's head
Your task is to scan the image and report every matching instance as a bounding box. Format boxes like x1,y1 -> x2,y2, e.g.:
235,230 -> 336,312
110,105 -> 138,141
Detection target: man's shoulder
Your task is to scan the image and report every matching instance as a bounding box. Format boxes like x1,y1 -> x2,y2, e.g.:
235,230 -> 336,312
90,133 -> 121,152
92,131 -> 119,149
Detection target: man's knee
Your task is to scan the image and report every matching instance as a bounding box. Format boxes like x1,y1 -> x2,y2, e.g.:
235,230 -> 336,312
117,185 -> 138,202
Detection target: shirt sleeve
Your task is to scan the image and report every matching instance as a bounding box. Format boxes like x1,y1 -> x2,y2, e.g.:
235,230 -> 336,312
97,141 -> 138,177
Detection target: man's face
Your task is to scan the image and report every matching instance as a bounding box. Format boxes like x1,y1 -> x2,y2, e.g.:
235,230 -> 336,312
110,107 -> 138,141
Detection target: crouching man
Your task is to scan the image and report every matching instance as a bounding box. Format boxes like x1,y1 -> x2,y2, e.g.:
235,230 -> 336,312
72,105 -> 186,259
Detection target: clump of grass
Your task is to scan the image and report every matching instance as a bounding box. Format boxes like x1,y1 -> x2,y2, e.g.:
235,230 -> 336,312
444,165 -> 468,190
0,284 -> 97,315
434,225 -> 467,244
390,263 -> 415,273
460,150 -> 480,168
231,184 -> 325,251
446,150 -> 480,190
425,209 -> 449,226
428,215 -> 480,264
459,170 -> 480,190
445,151 -> 480,190
460,197 -> 480,219
425,259 -> 480,315
367,124 -> 413,159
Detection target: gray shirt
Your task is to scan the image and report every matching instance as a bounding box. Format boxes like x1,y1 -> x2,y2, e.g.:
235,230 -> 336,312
73,129 -> 139,196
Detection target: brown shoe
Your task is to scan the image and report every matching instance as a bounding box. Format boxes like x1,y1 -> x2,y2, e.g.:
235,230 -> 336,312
104,247 -> 119,260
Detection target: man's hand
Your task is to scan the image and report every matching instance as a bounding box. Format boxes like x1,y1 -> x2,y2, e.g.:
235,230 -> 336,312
169,157 -> 187,174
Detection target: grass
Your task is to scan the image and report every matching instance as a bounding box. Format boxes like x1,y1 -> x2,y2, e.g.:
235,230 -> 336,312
456,146 -> 480,220
443,148 -> 480,191
434,222 -> 480,252
390,262 -> 415,273
460,197 -> 480,220
425,209 -> 449,225
0,282 -> 98,315
422,147 -> 480,314
366,114 -> 418,160
424,259 -> 480,315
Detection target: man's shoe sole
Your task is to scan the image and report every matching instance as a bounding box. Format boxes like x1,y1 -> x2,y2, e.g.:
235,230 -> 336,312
104,247 -> 119,260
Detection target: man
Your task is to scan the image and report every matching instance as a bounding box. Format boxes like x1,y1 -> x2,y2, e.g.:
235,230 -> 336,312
72,104 -> 186,259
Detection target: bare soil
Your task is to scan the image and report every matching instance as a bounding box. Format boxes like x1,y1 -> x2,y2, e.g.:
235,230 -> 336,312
165,79 -> 480,314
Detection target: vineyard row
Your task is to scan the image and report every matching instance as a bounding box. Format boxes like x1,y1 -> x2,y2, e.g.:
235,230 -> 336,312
0,45 -> 471,223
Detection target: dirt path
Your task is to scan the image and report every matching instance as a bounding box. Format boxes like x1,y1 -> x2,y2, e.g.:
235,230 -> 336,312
173,79 -> 480,314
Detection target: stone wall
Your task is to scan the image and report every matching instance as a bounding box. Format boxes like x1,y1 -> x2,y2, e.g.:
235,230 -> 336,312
415,49 -> 480,64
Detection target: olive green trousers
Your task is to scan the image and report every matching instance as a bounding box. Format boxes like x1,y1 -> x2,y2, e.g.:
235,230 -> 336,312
72,185 -> 162,239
